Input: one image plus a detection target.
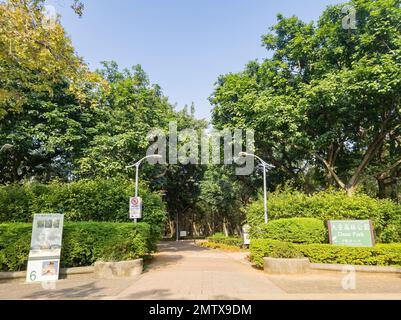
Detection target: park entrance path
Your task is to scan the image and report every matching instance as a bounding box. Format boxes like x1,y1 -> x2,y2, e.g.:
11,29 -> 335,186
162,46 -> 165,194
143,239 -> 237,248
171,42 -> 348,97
113,241 -> 285,299
2,241 -> 401,299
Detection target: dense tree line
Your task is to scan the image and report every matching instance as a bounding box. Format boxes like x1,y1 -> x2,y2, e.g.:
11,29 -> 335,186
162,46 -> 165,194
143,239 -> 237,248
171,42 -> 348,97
1,0 -> 400,237
211,0 -> 401,200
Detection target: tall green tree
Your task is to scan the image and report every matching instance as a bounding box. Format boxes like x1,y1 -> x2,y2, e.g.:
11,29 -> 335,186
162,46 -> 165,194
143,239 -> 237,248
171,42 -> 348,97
0,0 -> 103,183
76,61 -> 175,178
211,0 -> 401,197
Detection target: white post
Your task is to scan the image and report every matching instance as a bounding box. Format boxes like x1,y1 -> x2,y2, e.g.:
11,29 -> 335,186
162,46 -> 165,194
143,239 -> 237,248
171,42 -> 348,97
238,152 -> 270,224
262,162 -> 268,224
126,155 -> 162,224
134,163 -> 139,223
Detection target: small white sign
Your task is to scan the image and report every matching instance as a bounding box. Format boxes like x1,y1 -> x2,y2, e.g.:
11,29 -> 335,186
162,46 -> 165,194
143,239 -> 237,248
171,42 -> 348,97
27,259 -> 60,282
26,214 -> 64,283
180,231 -> 187,237
242,224 -> 251,245
243,232 -> 251,245
129,197 -> 142,219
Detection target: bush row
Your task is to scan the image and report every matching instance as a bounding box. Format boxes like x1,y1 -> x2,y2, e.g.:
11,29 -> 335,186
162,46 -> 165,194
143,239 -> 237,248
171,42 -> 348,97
207,233 -> 243,247
0,178 -> 167,243
0,178 -> 166,223
246,189 -> 401,243
250,238 -> 401,268
254,218 -> 327,244
0,222 -> 155,272
199,241 -> 242,252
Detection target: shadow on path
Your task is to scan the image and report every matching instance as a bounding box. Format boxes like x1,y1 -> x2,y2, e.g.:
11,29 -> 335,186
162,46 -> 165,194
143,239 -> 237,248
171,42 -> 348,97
146,241 -> 210,271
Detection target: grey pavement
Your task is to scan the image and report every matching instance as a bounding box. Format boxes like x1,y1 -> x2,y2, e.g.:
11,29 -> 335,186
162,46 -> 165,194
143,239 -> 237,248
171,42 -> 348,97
1,241 -> 401,300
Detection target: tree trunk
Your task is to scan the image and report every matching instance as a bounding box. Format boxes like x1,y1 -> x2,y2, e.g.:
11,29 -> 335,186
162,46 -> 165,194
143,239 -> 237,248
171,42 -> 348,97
377,178 -> 387,199
346,186 -> 356,197
223,217 -> 229,237
168,219 -> 175,238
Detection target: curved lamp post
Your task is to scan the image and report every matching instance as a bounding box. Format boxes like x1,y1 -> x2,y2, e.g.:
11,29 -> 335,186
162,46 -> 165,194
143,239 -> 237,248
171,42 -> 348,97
239,152 -> 270,224
125,155 -> 162,222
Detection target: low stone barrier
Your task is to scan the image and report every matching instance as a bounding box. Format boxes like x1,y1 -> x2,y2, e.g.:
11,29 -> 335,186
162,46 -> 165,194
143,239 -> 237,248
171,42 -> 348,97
94,259 -> 143,279
0,266 -> 94,281
263,257 -> 310,274
262,257 -> 401,275
0,259 -> 143,281
311,263 -> 401,274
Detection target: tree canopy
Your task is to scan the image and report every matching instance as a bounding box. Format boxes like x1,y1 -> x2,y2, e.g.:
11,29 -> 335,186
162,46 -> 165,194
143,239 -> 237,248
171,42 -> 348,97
211,0 -> 401,197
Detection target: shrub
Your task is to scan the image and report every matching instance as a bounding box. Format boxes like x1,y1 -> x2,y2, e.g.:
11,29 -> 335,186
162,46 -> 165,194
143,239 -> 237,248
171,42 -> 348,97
0,222 -> 155,272
207,233 -> 243,247
250,238 -> 401,268
250,239 -> 303,267
246,189 -> 401,243
0,178 -> 167,244
199,241 -> 242,252
254,218 -> 327,244
297,243 -> 401,266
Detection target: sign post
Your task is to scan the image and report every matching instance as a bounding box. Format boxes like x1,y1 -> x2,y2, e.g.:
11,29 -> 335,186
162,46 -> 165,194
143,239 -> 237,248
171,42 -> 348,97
242,224 -> 251,246
129,196 -> 142,222
26,214 -> 64,283
327,220 -> 375,247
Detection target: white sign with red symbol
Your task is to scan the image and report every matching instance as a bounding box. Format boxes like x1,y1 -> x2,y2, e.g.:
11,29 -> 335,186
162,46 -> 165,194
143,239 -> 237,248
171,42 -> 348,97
129,197 -> 142,219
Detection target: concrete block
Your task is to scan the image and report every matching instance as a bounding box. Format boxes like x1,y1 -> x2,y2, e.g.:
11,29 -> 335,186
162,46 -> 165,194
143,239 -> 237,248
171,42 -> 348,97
94,259 -> 143,279
264,257 -> 310,274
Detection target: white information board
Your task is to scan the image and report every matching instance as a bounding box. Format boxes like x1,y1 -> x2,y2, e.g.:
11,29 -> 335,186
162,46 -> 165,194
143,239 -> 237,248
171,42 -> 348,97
242,224 -> 251,245
26,214 -> 64,283
129,197 -> 142,219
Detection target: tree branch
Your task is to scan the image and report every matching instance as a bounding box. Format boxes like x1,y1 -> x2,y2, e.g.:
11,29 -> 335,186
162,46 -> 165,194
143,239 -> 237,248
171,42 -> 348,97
315,154 -> 345,189
375,158 -> 401,180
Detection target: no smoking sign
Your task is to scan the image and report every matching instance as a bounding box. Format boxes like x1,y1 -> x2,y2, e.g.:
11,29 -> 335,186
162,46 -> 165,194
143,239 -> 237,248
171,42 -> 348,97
129,197 -> 142,219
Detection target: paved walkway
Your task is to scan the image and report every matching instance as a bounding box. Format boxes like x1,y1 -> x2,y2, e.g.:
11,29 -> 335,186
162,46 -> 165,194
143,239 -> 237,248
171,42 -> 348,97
1,241 -> 401,299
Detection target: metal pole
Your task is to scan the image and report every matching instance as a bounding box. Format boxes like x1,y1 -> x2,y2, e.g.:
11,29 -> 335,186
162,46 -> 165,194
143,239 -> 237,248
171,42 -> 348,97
135,163 -> 139,198
134,163 -> 139,223
126,155 -> 162,224
262,162 -> 268,224
238,152 -> 270,224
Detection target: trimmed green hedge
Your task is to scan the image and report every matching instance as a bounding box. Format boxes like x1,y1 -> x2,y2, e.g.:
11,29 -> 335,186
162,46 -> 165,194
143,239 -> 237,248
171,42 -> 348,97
246,189 -> 401,243
207,233 -> 243,247
0,178 -> 167,244
0,178 -> 166,224
254,218 -> 327,244
0,222 -> 155,272
250,238 -> 401,268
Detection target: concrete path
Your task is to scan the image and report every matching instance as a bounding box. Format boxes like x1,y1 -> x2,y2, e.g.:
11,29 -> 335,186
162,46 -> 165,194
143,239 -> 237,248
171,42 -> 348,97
113,241 -> 285,300
1,241 -> 401,300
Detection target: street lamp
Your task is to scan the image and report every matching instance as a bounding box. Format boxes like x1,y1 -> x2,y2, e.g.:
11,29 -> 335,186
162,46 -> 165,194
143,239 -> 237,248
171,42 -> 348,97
125,155 -> 162,222
239,152 -> 271,224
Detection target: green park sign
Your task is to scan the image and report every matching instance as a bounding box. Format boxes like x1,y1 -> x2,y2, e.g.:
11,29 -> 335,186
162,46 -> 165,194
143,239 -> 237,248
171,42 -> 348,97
327,220 -> 375,247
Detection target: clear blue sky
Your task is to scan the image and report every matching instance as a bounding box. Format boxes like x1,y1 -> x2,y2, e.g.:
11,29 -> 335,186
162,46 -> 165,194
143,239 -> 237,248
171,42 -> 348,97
47,0 -> 343,120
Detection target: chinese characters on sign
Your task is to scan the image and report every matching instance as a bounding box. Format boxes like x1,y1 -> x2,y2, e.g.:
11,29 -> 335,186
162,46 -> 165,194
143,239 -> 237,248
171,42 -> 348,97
327,220 -> 375,247
26,214 -> 64,283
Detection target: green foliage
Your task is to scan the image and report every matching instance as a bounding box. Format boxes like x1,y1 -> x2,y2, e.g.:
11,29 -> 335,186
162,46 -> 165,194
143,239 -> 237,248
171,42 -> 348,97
77,62 -> 175,178
250,239 -> 401,268
0,222 -> 154,272
249,239 -> 303,267
246,189 -> 401,242
197,164 -> 261,236
0,178 -> 167,247
199,241 -> 242,252
0,1 -> 105,183
207,233 -> 243,247
211,0 -> 401,195
254,218 -> 327,244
